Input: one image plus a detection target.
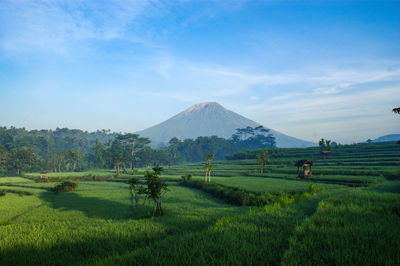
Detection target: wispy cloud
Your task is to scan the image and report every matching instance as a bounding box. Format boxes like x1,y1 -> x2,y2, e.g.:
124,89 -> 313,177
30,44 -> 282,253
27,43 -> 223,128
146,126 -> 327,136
140,91 -> 199,103
0,0 -> 154,54
246,85 -> 400,143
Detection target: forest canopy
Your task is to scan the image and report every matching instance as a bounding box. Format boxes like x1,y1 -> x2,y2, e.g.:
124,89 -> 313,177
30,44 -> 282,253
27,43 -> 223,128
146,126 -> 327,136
0,126 -> 275,175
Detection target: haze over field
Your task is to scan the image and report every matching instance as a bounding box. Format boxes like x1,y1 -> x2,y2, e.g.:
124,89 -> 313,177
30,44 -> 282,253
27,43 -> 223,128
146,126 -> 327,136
0,0 -> 399,143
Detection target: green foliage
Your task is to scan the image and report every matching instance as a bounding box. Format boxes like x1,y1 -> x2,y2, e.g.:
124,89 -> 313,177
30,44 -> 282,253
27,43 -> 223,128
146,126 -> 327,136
137,167 -> 169,216
128,177 -> 139,189
54,181 -> 78,193
256,149 -> 268,173
128,177 -> 140,208
7,147 -> 42,174
166,127 -> 276,165
232,125 -> 276,149
0,144 -> 7,176
181,174 -> 192,183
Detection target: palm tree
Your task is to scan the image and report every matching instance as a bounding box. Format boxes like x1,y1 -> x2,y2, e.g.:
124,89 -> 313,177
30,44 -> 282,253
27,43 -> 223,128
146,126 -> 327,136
204,153 -> 214,183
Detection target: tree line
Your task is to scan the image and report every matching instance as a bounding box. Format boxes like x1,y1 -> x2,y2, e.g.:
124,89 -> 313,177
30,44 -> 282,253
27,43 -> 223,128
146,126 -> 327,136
0,125 -> 276,175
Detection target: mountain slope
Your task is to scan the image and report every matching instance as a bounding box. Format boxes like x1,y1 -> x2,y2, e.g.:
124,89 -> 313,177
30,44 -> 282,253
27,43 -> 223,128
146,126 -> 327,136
370,134 -> 400,143
137,102 -> 316,148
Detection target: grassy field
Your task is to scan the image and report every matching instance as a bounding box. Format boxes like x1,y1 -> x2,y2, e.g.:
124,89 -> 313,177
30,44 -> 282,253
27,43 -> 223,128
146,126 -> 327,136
1,142 -> 399,265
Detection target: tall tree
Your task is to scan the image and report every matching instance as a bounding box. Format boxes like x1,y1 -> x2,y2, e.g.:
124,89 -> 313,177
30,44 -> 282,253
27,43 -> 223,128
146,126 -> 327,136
168,137 -> 182,164
66,149 -> 83,171
0,144 -> 7,176
204,153 -> 214,183
94,139 -> 107,168
117,133 -> 140,169
256,149 -> 268,174
48,149 -> 67,172
7,147 -> 41,175
110,139 -> 124,177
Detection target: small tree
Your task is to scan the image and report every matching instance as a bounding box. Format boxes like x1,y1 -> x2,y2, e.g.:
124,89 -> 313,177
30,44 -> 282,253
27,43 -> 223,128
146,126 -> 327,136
128,177 -> 139,207
204,153 -> 214,183
256,149 -> 268,173
138,167 -> 168,217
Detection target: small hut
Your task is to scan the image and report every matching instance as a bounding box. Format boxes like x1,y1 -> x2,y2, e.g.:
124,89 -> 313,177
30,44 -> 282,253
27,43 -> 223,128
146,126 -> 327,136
294,160 -> 313,178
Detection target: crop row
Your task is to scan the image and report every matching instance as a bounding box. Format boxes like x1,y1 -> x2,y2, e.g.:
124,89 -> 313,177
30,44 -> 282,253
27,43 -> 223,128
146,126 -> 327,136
181,180 -> 319,206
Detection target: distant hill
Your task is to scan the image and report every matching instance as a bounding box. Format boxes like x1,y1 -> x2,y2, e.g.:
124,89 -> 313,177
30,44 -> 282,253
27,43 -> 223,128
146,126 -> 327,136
137,102 -> 316,148
368,134 -> 400,143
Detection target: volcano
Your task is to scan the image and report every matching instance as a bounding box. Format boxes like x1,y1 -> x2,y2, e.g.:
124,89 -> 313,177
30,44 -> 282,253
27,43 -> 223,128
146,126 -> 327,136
137,102 -> 316,148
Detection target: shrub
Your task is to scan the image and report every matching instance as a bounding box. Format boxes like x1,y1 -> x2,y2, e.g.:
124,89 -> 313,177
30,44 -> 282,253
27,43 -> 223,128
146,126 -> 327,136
128,177 -> 139,188
0,190 -> 6,197
181,174 -> 192,183
54,181 -> 78,193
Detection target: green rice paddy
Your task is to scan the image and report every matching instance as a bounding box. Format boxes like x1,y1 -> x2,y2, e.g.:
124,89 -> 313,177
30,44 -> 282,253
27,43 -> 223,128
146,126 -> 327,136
1,142 -> 399,265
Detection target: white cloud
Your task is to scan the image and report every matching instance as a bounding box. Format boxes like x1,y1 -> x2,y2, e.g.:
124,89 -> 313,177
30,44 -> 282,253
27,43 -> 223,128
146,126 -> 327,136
247,85 -> 400,143
0,0 -> 152,54
313,87 -> 341,95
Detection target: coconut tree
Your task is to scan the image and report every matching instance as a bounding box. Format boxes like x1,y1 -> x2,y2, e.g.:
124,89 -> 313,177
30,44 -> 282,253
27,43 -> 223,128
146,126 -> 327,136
204,153 -> 214,183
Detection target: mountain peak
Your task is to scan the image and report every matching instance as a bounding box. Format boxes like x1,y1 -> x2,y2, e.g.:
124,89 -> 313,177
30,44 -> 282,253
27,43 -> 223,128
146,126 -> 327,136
184,102 -> 221,113
137,102 -> 316,148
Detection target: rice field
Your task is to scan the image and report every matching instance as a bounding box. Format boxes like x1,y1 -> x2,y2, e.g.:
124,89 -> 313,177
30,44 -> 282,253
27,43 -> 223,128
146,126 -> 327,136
0,142 -> 399,265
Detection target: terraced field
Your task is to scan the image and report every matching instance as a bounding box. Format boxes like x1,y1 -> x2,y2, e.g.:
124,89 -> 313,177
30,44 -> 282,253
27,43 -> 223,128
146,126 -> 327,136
1,142 -> 399,265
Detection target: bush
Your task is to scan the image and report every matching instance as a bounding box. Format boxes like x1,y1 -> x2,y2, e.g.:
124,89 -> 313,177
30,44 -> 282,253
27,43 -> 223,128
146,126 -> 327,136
0,190 -> 6,197
128,177 -> 139,188
181,174 -> 192,183
54,181 -> 78,193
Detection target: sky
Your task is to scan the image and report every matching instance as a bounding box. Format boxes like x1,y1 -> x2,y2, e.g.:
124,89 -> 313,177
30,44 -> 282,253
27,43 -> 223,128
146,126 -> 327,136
0,0 -> 399,144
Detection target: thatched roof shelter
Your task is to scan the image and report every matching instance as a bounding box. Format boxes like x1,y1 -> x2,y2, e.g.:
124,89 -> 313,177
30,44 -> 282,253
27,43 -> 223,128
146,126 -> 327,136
294,160 -> 313,178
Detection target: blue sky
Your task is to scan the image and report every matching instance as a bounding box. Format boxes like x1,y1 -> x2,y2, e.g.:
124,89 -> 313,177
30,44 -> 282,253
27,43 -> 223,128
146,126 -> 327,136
0,0 -> 399,143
